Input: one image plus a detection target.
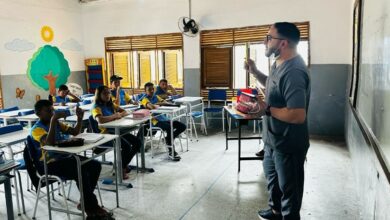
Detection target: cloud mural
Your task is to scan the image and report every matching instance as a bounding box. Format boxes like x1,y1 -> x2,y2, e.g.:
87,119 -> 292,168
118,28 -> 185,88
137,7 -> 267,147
61,38 -> 83,51
4,38 -> 35,52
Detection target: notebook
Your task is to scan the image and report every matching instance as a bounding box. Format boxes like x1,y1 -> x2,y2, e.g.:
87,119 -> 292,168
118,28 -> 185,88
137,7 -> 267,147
75,133 -> 104,144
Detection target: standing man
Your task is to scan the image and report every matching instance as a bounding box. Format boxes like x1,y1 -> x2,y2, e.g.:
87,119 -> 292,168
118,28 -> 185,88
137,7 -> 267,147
245,22 -> 310,220
110,74 -> 138,105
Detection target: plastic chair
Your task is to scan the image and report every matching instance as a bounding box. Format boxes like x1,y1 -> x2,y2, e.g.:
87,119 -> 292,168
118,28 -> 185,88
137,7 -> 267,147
88,115 -> 138,170
0,125 -> 25,215
25,136 -> 71,220
203,89 -> 227,130
80,94 -> 94,100
81,99 -> 92,105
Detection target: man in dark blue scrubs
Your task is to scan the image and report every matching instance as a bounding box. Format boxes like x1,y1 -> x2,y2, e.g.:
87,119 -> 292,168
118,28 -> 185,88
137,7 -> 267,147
245,22 -> 311,220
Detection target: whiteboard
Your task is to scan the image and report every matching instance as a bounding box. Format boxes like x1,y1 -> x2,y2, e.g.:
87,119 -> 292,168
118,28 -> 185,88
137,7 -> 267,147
356,0 -> 390,163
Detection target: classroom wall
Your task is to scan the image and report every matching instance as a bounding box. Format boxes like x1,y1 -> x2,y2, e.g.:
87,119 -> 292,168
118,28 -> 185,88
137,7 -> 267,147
0,0 -> 87,108
81,0 -> 352,137
345,0 -> 390,217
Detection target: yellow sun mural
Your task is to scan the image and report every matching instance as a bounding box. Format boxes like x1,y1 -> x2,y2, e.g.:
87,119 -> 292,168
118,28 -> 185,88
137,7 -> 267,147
41,26 -> 54,42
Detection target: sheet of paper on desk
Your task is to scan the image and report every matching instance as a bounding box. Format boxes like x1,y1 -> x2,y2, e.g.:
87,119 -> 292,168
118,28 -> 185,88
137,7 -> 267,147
75,133 -> 104,143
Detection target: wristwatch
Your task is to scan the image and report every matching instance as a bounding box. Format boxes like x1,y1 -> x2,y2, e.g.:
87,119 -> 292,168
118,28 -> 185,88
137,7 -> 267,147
265,105 -> 271,116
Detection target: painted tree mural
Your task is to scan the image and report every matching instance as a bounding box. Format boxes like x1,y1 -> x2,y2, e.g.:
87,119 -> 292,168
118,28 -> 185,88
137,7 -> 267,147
27,26 -> 70,95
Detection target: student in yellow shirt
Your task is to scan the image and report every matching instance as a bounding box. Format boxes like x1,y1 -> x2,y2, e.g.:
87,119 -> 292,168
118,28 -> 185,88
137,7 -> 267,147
91,85 -> 141,179
30,100 -> 112,219
140,82 -> 186,161
49,84 -> 81,105
109,74 -> 138,106
154,79 -> 178,100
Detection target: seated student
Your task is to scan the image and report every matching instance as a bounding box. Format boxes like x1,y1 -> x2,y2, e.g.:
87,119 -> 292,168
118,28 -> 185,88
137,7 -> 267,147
154,79 -> 178,100
140,82 -> 186,161
91,85 -> 141,179
30,100 -> 112,219
49,84 -> 81,105
110,74 -> 138,106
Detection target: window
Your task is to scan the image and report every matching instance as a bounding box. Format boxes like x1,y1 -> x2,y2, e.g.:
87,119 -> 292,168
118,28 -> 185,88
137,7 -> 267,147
201,47 -> 232,88
201,22 -> 310,89
105,33 -> 183,89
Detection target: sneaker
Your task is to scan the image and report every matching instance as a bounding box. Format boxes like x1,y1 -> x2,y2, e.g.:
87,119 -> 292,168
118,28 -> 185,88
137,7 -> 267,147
258,209 -> 282,220
86,206 -> 115,220
168,154 -> 181,161
167,147 -> 179,157
255,149 -> 265,160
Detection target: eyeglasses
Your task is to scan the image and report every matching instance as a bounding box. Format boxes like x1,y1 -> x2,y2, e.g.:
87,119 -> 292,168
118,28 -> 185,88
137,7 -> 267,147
265,35 -> 286,42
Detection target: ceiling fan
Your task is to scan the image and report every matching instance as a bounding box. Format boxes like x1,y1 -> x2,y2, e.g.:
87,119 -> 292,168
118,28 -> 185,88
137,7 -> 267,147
178,0 -> 199,37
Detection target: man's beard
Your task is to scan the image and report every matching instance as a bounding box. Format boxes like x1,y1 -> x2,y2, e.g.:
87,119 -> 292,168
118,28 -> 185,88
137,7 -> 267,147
265,47 -> 281,58
265,43 -> 281,58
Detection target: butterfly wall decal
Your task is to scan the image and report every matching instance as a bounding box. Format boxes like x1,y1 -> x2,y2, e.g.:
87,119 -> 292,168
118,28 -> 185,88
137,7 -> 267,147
16,88 -> 25,99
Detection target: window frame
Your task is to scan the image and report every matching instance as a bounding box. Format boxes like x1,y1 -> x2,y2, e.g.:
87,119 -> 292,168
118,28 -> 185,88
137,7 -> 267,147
200,22 -> 311,90
104,33 -> 184,90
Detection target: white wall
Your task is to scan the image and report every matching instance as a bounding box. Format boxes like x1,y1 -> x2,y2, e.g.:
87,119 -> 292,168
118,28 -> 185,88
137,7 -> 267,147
81,0 -> 353,68
0,0 -> 85,76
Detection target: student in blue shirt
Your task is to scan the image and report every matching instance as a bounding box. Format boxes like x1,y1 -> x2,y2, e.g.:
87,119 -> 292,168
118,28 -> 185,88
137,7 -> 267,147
30,100 -> 112,219
154,79 -> 178,100
109,74 -> 138,106
91,85 -> 141,179
49,84 -> 81,105
140,82 -> 186,161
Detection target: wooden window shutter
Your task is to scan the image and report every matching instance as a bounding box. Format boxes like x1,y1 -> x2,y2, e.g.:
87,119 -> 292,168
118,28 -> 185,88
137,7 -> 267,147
201,29 -> 234,47
234,26 -> 269,44
113,52 -> 132,87
201,22 -> 309,46
139,52 -> 151,88
201,47 -> 232,88
105,37 -> 132,52
132,35 -> 157,50
295,22 -> 309,40
164,52 -> 179,87
157,34 -> 183,49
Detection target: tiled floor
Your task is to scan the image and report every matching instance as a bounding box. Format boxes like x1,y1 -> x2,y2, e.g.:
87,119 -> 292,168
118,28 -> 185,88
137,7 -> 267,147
0,127 -> 359,219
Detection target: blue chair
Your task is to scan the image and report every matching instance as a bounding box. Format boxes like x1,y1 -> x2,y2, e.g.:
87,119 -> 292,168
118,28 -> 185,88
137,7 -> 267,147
0,125 -> 26,215
203,89 -> 227,130
0,106 -> 19,125
80,94 -> 94,100
0,106 -> 19,113
81,99 -> 92,105
18,110 -> 35,127
24,136 -> 72,220
135,93 -> 147,102
0,124 -> 23,135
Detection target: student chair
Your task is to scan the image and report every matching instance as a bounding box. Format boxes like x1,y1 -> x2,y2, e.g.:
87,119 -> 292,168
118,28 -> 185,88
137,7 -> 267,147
88,115 -> 139,171
81,99 -> 92,105
0,125 -> 26,216
203,89 -> 227,130
80,94 -> 94,100
25,135 -> 104,220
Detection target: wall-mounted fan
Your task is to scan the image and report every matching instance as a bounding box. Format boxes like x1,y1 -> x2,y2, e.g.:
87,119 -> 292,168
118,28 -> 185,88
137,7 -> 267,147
178,0 -> 199,37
